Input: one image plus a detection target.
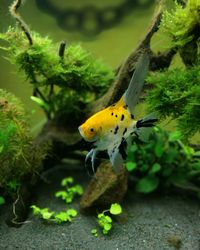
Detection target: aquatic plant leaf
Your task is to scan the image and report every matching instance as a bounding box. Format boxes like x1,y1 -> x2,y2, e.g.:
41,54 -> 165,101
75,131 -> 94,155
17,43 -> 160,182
30,96 -> 49,111
110,203 -> 122,215
126,162 -> 137,171
61,177 -> 74,187
149,163 -> 161,174
136,176 -> 159,193
67,209 -> 77,217
91,229 -> 98,237
0,196 -> 5,205
54,212 -> 71,223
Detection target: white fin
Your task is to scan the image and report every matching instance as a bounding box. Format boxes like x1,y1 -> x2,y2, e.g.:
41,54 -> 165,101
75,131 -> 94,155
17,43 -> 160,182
108,147 -> 123,173
124,53 -> 150,113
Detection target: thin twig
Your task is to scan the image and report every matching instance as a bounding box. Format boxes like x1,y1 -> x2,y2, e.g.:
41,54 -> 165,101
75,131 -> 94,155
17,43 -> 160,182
59,41 -> 66,60
9,0 -> 33,45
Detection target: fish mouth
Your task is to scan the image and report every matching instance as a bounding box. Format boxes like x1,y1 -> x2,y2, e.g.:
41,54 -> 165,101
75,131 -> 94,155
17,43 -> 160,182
78,126 -> 85,138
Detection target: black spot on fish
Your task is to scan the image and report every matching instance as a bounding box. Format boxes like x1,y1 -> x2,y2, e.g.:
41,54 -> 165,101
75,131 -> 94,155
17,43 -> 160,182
115,114 -> 118,118
114,125 -> 119,134
121,114 -> 124,121
131,114 -> 134,119
123,128 -> 127,135
123,105 -> 128,109
110,130 -> 113,133
111,112 -> 114,116
112,104 -> 116,107
118,138 -> 127,160
136,118 -> 158,128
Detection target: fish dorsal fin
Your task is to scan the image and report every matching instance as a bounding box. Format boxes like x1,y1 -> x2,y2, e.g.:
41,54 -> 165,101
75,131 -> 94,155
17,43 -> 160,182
123,52 -> 150,113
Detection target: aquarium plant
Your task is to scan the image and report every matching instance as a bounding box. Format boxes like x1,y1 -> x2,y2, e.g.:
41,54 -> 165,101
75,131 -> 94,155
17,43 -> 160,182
0,89 -> 48,193
126,127 -> 200,195
55,177 -> 83,204
31,205 -> 77,224
146,65 -> 200,137
160,0 -> 200,65
0,27 -> 114,126
92,203 -> 122,236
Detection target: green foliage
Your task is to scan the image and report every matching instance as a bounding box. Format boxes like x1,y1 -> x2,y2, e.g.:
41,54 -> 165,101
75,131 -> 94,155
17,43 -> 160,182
91,229 -> 98,237
31,176 -> 81,224
93,203 -> 122,236
160,0 -> 200,49
126,127 -> 200,194
0,89 -> 48,191
110,203 -> 122,215
0,196 -> 5,205
31,205 -> 77,223
55,177 -> 83,204
147,65 -> 200,137
0,27 -> 114,124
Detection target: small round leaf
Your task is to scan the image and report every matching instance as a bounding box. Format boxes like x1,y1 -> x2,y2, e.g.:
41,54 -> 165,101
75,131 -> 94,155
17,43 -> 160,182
110,203 -> 122,215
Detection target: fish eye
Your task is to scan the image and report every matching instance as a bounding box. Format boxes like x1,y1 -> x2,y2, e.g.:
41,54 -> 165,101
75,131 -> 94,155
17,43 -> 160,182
90,128 -> 94,132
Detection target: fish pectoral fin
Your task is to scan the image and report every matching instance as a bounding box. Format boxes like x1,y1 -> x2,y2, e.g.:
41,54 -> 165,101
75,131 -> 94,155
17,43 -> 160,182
108,147 -> 124,173
85,149 -> 98,176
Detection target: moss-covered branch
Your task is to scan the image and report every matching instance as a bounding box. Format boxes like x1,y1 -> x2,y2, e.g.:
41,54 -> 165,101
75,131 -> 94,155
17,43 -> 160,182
9,0 -> 33,45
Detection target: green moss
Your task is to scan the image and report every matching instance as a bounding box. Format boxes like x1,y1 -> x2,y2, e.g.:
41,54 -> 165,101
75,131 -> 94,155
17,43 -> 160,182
146,65 -> 200,137
0,27 -> 114,124
0,89 -> 48,191
160,0 -> 200,65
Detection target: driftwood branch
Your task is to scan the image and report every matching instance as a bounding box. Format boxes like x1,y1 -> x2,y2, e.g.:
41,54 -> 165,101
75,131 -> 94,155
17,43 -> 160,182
9,0 -> 33,45
90,2 -> 176,115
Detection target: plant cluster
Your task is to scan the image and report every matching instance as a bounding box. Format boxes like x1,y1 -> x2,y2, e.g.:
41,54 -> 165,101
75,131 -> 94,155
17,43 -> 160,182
0,27 -> 114,124
0,89 -> 48,191
146,65 -> 200,137
126,127 -> 200,194
160,0 -> 200,65
31,205 -> 77,224
92,203 -> 122,236
31,176 -> 82,224
55,177 -> 83,203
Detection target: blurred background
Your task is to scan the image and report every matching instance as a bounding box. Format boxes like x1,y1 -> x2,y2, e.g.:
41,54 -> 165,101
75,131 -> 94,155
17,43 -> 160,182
0,0 -> 175,133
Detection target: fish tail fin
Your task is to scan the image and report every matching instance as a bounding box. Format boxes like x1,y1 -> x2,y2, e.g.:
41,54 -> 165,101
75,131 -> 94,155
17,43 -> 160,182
135,113 -> 158,142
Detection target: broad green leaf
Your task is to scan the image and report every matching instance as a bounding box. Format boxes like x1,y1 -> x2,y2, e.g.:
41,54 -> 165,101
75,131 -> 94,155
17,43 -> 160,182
110,203 -> 122,215
30,96 -> 49,111
169,131 -> 182,142
67,209 -> 77,217
91,229 -> 98,236
61,177 -> 74,187
0,196 -> 5,205
126,162 -> 137,171
30,205 -> 41,215
74,185 -> 84,195
0,145 -> 4,154
55,191 -> 67,199
54,212 -> 70,223
149,163 -> 161,174
104,223 -> 112,231
104,215 -> 112,223
155,141 -> 164,158
136,176 -> 159,193
42,211 -> 54,220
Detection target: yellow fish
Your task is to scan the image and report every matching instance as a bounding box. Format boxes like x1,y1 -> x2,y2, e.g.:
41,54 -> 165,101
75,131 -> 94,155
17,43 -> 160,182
78,53 -> 157,173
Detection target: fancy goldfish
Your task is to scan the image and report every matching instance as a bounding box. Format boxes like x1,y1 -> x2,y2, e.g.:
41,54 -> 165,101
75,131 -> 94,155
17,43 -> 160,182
78,53 -> 157,173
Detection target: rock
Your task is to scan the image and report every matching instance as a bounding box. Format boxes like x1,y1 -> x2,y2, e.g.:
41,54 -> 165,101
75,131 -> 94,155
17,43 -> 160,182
80,161 -> 128,212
